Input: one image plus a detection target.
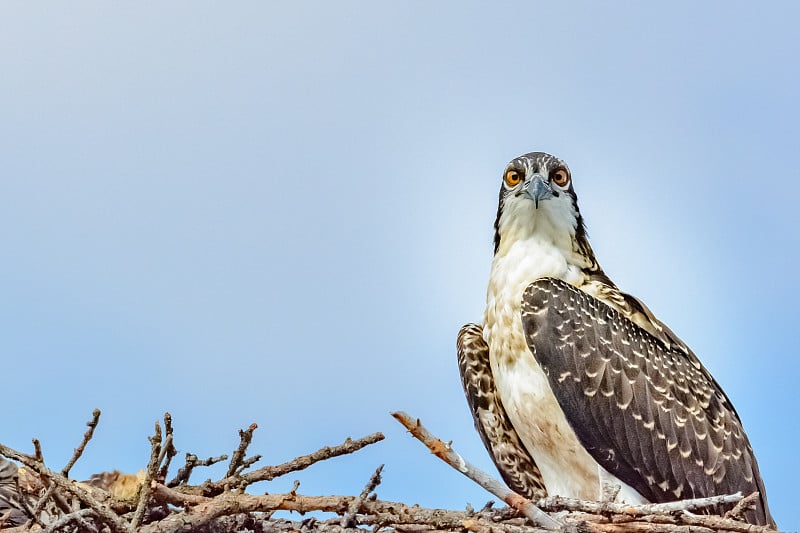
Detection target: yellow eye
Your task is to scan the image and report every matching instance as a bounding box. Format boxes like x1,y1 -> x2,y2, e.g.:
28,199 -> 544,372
551,168 -> 570,187
504,169 -> 522,187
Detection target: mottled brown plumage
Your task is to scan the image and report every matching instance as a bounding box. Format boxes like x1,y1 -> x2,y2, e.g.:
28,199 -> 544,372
457,324 -> 545,500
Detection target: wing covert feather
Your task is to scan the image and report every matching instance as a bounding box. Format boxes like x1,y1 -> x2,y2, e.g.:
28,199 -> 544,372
520,279 -> 772,526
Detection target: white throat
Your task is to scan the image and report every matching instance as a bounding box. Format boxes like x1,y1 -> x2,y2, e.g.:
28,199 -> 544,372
485,202 -> 587,344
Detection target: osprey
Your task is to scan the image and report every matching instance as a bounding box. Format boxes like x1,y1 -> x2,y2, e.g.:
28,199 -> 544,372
457,152 -> 774,526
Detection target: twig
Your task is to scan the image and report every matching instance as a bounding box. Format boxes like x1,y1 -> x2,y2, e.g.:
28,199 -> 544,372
29,409 -> 104,524
724,492 -> 760,522
341,464 -> 384,527
31,441 -> 43,464
151,483 -> 210,507
167,453 -> 228,487
235,455 -> 261,476
131,420 -> 163,529
182,432 -> 385,496
391,411 -> 562,531
27,441 -> 71,518
30,482 -> 60,525
237,432 -> 384,489
225,423 -> 258,479
156,433 -> 173,478
42,508 -> 97,533
538,493 -> 744,516
62,409 -> 101,477
582,523 -> 717,533
157,413 -> 177,483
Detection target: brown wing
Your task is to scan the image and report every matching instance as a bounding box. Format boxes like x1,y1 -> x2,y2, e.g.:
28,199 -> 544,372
582,269 -> 690,354
521,278 -> 773,526
457,323 -> 546,500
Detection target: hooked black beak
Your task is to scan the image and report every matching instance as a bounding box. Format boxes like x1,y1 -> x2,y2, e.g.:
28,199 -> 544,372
523,174 -> 553,209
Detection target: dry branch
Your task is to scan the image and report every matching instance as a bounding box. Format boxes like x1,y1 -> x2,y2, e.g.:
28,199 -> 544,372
42,508 -> 97,533
725,492 -> 761,523
131,419 -> 163,529
341,463 -> 383,527
62,409 -> 101,478
145,484 -> 526,533
178,431 -> 386,497
391,411 -> 562,531
224,423 -> 258,479
167,453 -> 227,487
31,427 -> 97,523
538,493 -> 745,515
156,413 -> 177,482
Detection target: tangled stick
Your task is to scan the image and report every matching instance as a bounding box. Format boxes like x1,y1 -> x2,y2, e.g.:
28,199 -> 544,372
0,409 -> 786,533
390,411 -> 779,533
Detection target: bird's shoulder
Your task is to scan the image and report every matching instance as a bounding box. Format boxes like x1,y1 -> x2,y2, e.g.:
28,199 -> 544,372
579,270 -> 690,355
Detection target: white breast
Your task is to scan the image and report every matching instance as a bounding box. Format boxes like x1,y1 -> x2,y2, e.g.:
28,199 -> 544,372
484,237 -> 646,503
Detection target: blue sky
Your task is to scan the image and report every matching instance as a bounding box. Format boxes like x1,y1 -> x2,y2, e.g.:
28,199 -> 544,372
1,2 -> 798,529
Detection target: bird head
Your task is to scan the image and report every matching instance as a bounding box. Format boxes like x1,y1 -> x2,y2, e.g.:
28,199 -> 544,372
493,151 -> 590,258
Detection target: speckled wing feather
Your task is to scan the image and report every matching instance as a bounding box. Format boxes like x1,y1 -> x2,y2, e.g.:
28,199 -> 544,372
520,279 -> 773,526
457,323 -> 546,500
